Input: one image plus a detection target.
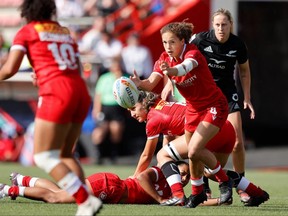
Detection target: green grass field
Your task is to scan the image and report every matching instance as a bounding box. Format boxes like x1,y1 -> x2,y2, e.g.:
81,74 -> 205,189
0,162 -> 287,216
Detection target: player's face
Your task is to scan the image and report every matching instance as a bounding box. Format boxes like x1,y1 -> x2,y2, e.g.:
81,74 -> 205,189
178,163 -> 190,187
212,14 -> 232,43
161,32 -> 184,59
127,102 -> 147,122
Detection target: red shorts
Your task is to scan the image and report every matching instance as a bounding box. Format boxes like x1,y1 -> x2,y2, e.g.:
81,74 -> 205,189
86,172 -> 126,204
36,75 -> 91,124
206,120 -> 235,154
185,97 -> 228,132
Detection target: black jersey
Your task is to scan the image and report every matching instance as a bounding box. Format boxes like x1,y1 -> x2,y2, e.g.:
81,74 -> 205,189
190,30 -> 248,102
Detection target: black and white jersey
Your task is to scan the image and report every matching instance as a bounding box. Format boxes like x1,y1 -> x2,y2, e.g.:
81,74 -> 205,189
190,30 -> 248,103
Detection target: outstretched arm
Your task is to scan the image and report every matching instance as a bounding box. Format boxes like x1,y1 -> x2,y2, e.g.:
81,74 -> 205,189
132,138 -> 158,178
136,168 -> 164,204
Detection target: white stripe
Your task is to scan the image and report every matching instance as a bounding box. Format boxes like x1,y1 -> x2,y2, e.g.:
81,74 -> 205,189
10,44 -> 27,53
237,177 -> 250,191
190,177 -> 204,186
147,134 -> 159,140
166,174 -> 181,186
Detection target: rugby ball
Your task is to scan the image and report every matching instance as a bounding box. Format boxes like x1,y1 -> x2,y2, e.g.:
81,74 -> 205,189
113,76 -> 139,109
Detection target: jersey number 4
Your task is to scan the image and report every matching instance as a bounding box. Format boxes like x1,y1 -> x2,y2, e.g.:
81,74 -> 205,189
48,42 -> 78,71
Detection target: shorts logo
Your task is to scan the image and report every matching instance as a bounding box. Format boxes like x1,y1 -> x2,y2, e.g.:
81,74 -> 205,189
210,107 -> 217,121
99,191 -> 107,200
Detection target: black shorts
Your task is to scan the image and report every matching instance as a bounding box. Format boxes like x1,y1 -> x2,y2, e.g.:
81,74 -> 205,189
102,105 -> 126,122
227,93 -> 241,114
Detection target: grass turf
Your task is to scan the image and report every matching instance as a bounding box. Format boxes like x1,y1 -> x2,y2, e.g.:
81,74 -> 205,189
0,162 -> 287,215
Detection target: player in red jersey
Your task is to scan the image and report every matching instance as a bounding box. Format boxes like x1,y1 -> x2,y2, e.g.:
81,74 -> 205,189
0,1 -> 101,215
126,91 -> 268,207
0,161 -> 204,205
130,21 -> 233,208
128,91 -> 186,177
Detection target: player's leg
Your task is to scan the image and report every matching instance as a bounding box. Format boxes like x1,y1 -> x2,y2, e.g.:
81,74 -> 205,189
0,183 -> 74,203
33,119 -> 101,215
185,122 -> 232,207
225,170 -> 269,207
228,111 -> 250,202
157,136 -> 187,206
10,172 -> 60,192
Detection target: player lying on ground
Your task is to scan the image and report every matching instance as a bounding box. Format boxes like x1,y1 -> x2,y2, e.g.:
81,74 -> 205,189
126,91 -> 268,207
0,161 -> 217,206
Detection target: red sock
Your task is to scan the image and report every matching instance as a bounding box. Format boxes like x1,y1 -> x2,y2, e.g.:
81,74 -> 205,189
8,186 -> 19,199
245,184 -> 264,197
73,185 -> 89,205
213,162 -> 229,183
22,176 -> 32,187
191,177 -> 204,195
170,183 -> 184,198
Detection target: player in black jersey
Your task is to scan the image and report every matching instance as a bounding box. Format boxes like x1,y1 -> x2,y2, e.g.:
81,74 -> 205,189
190,8 -> 255,203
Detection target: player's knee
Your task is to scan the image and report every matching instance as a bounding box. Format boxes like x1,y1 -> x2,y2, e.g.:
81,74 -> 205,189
34,150 -> 61,173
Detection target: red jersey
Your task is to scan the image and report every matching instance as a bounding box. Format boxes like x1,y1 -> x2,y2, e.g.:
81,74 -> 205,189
124,166 -> 171,204
146,100 -> 186,139
154,44 -> 225,112
11,20 -> 80,86
87,167 -> 171,204
11,20 -> 91,123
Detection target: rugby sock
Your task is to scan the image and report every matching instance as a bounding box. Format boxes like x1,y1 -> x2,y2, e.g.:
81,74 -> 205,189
190,177 -> 204,195
237,177 -> 264,197
161,161 -> 184,198
58,172 -> 89,205
4,185 -> 24,199
22,176 -> 39,187
209,162 -> 229,183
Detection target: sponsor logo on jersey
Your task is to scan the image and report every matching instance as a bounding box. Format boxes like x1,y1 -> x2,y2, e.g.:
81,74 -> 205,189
226,50 -> 237,57
208,58 -> 226,69
177,74 -> 197,87
204,46 -> 213,53
155,100 -> 168,110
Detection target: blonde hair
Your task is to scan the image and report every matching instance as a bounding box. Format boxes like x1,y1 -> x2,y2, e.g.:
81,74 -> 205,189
160,20 -> 194,44
212,8 -> 234,33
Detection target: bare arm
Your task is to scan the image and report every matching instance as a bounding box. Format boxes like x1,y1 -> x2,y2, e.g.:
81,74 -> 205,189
238,60 -> 255,119
0,50 -> 25,80
130,70 -> 163,92
136,168 -> 164,203
132,138 -> 158,177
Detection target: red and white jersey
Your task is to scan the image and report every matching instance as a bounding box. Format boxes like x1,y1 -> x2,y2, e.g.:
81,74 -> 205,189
11,20 -> 80,86
124,166 -> 172,204
146,99 -> 186,139
154,44 -> 224,112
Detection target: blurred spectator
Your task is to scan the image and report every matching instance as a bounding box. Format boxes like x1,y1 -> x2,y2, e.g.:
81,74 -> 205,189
0,32 -> 10,68
92,29 -> 123,74
121,32 -> 153,79
78,15 -> 106,54
55,0 -> 85,18
91,57 -> 127,164
84,0 -> 120,17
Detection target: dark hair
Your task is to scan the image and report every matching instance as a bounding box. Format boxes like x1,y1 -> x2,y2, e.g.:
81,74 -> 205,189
160,21 -> 194,44
19,0 -> 56,23
138,90 -> 160,112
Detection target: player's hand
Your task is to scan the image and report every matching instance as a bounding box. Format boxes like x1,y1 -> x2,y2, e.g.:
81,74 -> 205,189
130,70 -> 141,87
243,100 -> 255,119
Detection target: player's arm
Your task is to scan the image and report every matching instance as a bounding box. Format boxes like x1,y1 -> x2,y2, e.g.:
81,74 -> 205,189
238,60 -> 255,119
130,70 -> 162,91
132,138 -> 158,177
0,49 -> 25,80
136,168 -> 163,204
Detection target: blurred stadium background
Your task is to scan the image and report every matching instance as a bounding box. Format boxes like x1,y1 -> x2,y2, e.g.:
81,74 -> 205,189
0,0 -> 288,164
